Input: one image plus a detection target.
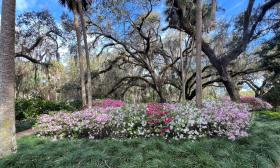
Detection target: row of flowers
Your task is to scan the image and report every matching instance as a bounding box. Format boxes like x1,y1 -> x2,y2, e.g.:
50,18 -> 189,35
240,96 -> 272,110
35,98 -> 252,141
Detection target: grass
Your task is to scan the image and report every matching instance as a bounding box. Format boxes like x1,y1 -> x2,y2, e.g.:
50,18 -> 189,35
1,111 -> 280,168
257,110 -> 280,120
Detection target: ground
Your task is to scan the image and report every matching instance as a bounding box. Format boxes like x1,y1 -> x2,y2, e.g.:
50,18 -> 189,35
0,111 -> 280,168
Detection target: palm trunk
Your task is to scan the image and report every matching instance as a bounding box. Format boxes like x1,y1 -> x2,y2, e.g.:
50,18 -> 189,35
0,0 -> 17,158
180,32 -> 186,102
78,1 -> 93,108
73,6 -> 87,107
195,0 -> 203,108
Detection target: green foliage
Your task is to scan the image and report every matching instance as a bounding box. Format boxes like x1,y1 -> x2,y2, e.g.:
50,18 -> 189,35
256,110 -> 280,120
68,100 -> 83,110
15,99 -> 81,120
15,119 -> 36,133
263,84 -> 280,107
1,112 -> 280,168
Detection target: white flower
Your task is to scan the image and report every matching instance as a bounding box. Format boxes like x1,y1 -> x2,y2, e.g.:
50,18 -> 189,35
183,127 -> 189,133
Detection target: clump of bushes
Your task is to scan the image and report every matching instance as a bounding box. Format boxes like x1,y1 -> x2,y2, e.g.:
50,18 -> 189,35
263,84 -> 280,107
240,96 -> 273,110
35,99 -> 251,141
16,119 -> 36,133
92,99 -> 125,108
16,99 -> 82,120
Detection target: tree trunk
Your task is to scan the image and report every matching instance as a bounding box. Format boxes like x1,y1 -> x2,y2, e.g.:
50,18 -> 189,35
159,94 -> 166,103
217,64 -> 240,101
73,7 -> 87,107
201,44 -> 241,102
179,32 -> 186,102
0,0 -> 17,158
221,74 -> 240,102
78,1 -> 93,108
195,0 -> 203,108
156,86 -> 166,103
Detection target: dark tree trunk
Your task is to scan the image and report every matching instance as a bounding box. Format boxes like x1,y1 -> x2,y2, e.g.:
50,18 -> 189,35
156,86 -> 166,103
217,64 -> 240,102
185,93 -> 195,101
159,96 -> 166,103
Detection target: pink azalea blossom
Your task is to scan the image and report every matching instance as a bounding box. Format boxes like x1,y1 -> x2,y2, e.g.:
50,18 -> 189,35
241,96 -> 272,110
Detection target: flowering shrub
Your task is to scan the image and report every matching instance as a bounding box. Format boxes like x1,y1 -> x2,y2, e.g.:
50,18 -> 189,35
240,96 -> 273,110
93,99 -> 125,108
36,99 -> 251,141
36,108 -> 115,140
113,104 -> 147,138
202,100 -> 251,140
146,103 -> 173,136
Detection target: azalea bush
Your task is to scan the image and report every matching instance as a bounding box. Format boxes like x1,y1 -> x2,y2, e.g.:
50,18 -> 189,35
36,99 -> 252,141
92,99 -> 125,108
36,108 -> 116,139
240,96 -> 273,110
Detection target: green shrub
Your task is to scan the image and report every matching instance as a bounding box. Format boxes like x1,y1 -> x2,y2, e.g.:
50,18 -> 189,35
263,84 -> 280,107
15,99 -> 81,120
16,119 -> 36,133
68,100 -> 83,110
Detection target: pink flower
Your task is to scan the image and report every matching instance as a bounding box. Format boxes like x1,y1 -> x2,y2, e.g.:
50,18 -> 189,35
160,127 -> 171,136
164,117 -> 173,124
93,99 -> 125,108
240,96 -> 272,110
95,114 -> 110,123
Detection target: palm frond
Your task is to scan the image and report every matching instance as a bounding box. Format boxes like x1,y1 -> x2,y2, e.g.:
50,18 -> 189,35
58,0 -> 93,12
58,0 -> 75,11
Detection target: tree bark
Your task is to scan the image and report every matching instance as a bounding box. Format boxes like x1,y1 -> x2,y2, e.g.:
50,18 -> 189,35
0,0 -> 17,158
78,1 -> 93,108
201,42 -> 241,101
216,64 -> 240,102
73,6 -> 87,107
195,0 -> 203,108
157,89 -> 166,103
180,32 -> 186,102
222,79 -> 240,102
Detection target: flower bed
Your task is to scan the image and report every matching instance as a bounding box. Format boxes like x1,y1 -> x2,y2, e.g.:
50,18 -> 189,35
36,99 -> 251,141
92,99 -> 125,108
240,96 -> 273,110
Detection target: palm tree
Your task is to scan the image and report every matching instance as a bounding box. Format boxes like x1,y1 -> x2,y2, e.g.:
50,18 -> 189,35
59,0 -> 92,107
0,0 -> 17,157
77,0 -> 93,108
195,0 -> 203,108
179,31 -> 186,102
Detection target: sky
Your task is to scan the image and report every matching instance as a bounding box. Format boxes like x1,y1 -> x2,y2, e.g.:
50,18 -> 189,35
0,0 -> 67,22
0,0 -> 266,23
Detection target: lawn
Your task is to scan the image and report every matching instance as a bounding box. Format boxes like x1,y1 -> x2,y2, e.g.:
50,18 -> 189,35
1,111 -> 280,168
